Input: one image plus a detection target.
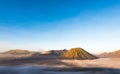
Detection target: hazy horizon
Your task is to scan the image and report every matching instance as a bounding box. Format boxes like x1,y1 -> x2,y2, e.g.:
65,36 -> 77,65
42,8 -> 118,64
0,0 -> 120,53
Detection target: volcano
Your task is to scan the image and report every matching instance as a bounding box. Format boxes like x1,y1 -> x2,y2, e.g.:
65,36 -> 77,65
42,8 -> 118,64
63,48 -> 97,60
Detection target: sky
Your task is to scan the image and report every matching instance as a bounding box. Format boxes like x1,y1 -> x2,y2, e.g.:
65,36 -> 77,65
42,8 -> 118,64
0,0 -> 120,53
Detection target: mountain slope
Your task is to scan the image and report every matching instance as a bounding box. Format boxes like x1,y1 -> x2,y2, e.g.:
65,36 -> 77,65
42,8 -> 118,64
98,50 -> 120,58
63,48 -> 97,59
4,49 -> 31,55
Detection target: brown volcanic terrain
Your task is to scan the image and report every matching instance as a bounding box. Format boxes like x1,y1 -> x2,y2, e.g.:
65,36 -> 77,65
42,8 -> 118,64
0,49 -> 67,63
63,48 -> 97,59
4,49 -> 31,55
98,50 -> 120,58
0,48 -> 120,74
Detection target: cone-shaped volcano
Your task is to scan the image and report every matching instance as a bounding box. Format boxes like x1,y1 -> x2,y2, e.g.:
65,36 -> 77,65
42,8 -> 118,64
63,48 -> 97,60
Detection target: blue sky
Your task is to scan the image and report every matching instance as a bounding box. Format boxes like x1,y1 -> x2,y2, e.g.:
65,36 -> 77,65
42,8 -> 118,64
0,0 -> 120,53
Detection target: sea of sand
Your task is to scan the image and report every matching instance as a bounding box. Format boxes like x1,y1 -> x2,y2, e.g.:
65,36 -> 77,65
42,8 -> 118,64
0,58 -> 120,74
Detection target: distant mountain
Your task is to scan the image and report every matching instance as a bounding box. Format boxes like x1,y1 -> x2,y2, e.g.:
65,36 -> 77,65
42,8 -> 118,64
4,49 -> 31,55
98,50 -> 120,58
48,49 -> 68,56
63,48 -> 97,60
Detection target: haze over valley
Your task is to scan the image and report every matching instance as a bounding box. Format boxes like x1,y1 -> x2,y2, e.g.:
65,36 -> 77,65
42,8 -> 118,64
0,0 -> 120,74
